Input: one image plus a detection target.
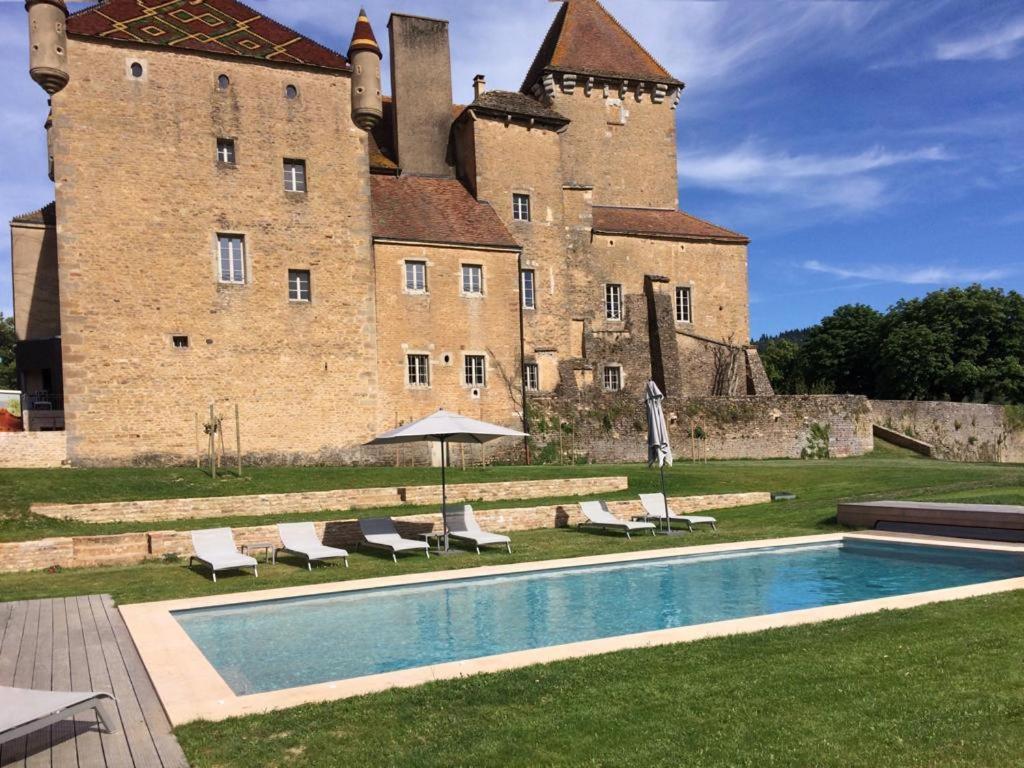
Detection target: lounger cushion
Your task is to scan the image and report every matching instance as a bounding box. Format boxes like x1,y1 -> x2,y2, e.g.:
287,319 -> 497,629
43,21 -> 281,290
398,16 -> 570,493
294,545 -> 349,560
0,687 -> 113,744
450,531 -> 511,546
197,552 -> 258,570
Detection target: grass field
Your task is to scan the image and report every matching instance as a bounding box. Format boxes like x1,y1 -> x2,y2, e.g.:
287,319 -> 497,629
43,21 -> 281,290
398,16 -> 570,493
3,446 -> 1024,766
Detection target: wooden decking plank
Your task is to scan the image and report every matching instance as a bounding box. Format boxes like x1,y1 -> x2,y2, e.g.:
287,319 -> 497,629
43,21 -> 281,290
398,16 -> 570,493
24,600 -> 55,768
67,598 -> 106,768
78,596 -> 134,768
0,602 -> 13,647
49,599 -> 80,768
3,600 -> 43,767
100,597 -> 188,768
0,600 -> 29,685
88,596 -> 162,768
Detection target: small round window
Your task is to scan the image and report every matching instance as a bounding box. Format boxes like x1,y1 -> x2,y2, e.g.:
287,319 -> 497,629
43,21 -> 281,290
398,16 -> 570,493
285,84 -> 298,100
217,74 -> 230,91
130,62 -> 144,78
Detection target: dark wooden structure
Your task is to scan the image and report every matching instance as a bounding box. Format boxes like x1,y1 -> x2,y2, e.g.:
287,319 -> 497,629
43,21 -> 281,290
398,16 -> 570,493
838,500 -> 1024,543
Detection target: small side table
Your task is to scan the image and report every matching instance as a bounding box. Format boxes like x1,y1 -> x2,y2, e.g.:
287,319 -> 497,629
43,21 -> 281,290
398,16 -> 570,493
241,541 -> 274,564
419,531 -> 446,554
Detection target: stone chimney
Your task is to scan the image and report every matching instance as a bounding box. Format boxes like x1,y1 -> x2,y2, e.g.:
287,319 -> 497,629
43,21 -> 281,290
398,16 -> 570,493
388,13 -> 455,177
473,74 -> 486,99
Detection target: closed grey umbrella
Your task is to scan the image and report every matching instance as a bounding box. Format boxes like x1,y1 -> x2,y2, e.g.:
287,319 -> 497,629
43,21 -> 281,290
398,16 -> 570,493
645,380 -> 674,534
366,409 -> 528,552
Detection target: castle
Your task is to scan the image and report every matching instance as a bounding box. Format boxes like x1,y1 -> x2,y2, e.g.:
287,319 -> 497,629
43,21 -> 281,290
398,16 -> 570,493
11,0 -> 771,466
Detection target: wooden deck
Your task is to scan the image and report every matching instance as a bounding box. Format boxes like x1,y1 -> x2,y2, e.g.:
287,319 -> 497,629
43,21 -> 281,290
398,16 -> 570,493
0,596 -> 189,768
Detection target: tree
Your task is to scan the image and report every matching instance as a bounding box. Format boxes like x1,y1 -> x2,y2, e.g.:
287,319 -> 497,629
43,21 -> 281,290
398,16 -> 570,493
799,304 -> 883,396
758,338 -> 803,393
0,313 -> 16,390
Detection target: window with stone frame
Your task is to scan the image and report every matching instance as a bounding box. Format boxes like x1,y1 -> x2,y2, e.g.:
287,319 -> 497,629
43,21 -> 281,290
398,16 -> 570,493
283,159 -> 307,193
675,286 -> 693,323
521,269 -> 536,309
288,270 -> 311,302
405,261 -> 427,292
524,363 -> 539,391
464,355 -> 486,386
513,193 -> 531,221
462,264 -> 483,295
605,283 -> 623,320
603,365 -> 623,392
407,354 -> 430,387
218,234 -> 246,284
216,138 -> 236,165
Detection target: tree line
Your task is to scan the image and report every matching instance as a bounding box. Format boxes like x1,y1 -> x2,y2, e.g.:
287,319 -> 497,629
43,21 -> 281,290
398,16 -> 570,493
757,285 -> 1024,404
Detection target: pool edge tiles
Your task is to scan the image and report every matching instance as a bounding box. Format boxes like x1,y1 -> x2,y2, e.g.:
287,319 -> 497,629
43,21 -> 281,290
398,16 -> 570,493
120,533 -> 1024,725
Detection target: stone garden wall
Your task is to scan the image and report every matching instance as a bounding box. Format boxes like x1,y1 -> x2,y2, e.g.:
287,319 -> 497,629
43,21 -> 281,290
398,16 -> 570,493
0,431 -> 67,468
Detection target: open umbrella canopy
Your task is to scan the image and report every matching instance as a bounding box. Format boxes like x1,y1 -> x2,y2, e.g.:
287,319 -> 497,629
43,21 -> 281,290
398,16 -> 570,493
366,409 -> 528,446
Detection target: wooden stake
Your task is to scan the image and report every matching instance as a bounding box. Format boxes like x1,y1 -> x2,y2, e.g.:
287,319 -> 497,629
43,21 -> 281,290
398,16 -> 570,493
235,403 -> 242,477
194,413 -> 200,469
208,404 -> 216,479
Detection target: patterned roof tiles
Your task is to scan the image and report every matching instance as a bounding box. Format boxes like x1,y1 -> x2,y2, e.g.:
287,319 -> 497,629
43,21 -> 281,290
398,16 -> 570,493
68,0 -> 349,71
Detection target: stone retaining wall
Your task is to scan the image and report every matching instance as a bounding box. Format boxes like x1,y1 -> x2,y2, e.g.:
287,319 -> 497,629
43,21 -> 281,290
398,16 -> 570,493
0,492 -> 770,573
31,476 -> 629,524
0,431 -> 68,468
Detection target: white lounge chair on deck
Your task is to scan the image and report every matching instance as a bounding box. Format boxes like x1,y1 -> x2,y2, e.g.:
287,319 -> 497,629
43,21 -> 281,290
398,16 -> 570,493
189,528 -> 259,582
446,505 -> 512,554
0,686 -> 119,746
359,517 -> 430,562
276,523 -> 349,569
638,493 -> 718,531
578,501 -> 656,539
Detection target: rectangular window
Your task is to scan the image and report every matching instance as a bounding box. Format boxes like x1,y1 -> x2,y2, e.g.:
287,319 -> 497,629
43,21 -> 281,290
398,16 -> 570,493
676,286 -> 692,323
216,138 -> 235,164
464,355 -> 486,386
283,159 -> 307,193
288,269 -> 311,302
218,234 -> 245,284
603,365 -> 622,392
513,193 -> 531,222
405,261 -> 427,292
524,363 -> 539,391
521,269 -> 536,309
407,354 -> 430,387
605,283 -> 622,320
172,335 -> 189,349
462,264 -> 483,295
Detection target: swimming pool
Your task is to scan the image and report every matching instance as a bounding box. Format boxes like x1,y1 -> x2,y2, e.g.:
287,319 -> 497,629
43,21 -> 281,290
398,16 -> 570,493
173,538 -> 1024,696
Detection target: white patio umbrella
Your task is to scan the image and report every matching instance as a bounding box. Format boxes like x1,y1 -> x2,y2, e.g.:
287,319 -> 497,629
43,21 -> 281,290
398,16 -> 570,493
366,409 -> 528,552
645,380 -> 675,534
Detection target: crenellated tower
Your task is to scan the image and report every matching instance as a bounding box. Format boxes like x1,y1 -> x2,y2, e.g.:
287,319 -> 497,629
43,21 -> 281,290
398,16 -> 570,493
26,0 -> 69,95
348,8 -> 383,132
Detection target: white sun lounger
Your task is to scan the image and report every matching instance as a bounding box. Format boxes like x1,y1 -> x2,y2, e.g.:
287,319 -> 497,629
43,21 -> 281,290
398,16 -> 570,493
275,523 -> 349,569
446,505 -> 512,554
638,493 -> 718,531
0,686 -> 119,746
359,517 -> 430,562
579,501 -> 656,539
189,528 -> 259,582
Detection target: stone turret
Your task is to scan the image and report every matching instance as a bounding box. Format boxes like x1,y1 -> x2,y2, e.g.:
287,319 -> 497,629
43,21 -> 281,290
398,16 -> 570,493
26,0 -> 69,95
348,7 -> 383,132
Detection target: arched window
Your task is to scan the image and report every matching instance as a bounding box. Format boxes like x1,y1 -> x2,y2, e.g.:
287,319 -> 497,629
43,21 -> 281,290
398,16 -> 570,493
217,74 -> 230,91
130,62 -> 144,78
285,84 -> 298,100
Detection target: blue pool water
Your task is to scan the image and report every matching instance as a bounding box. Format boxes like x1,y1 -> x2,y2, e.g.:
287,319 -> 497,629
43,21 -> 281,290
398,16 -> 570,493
175,540 -> 1024,695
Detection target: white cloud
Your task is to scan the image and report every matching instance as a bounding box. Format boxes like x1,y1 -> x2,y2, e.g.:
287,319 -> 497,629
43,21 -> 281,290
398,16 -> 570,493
680,140 -> 950,213
934,17 -> 1024,61
803,260 -> 1011,286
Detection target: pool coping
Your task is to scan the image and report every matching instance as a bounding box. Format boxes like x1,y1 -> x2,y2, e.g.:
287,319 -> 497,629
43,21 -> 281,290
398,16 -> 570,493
120,532 -> 1024,725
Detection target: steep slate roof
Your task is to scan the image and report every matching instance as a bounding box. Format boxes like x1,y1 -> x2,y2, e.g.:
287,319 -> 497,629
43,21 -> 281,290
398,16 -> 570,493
371,176 -> 519,250
11,202 -> 56,227
521,0 -> 682,93
467,90 -> 569,126
68,0 -> 349,71
592,206 -> 749,244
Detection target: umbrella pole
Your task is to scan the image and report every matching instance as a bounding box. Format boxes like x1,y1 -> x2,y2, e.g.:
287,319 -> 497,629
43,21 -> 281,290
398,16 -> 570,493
441,438 -> 449,552
661,461 -> 670,533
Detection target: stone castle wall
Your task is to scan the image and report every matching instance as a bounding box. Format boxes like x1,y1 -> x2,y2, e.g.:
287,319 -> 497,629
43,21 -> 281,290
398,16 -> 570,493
869,400 -> 1024,463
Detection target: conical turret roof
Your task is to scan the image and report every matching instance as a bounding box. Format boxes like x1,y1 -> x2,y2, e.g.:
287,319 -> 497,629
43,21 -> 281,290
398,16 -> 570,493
521,0 -> 681,92
348,7 -> 381,58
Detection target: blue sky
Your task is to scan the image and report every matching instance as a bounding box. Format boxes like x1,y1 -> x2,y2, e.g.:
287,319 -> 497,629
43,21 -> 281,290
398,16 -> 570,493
0,0 -> 1022,336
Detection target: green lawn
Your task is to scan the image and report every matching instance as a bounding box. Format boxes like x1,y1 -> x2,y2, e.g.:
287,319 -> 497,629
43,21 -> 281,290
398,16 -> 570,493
2,449 -> 1024,766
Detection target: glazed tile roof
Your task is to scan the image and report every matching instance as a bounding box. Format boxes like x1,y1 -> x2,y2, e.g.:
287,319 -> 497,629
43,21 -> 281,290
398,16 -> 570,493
522,0 -> 682,92
371,176 -> 519,250
592,206 -> 749,244
347,7 -> 381,59
467,91 -> 569,126
68,0 -> 349,71
11,202 -> 56,227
